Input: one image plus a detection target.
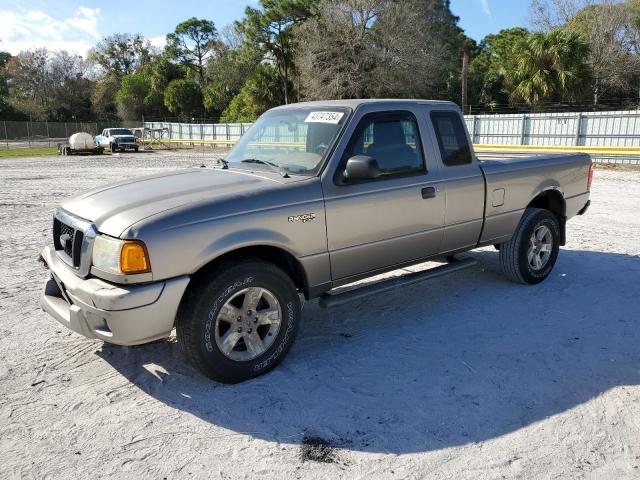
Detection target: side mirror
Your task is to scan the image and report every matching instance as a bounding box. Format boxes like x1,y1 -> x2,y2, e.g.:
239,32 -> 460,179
343,155 -> 380,182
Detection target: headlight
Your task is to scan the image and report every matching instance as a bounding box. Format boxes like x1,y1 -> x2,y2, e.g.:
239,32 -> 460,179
92,236 -> 151,275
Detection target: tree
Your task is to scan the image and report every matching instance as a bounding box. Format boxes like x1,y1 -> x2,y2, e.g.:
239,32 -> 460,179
221,64 -> 288,121
505,29 -> 591,108
295,0 -> 385,100
204,36 -> 263,115
3,49 -> 51,119
238,0 -> 320,103
163,78 -> 203,117
468,28 -> 530,109
295,0 -> 463,100
0,51 -> 21,119
91,76 -> 119,118
530,0 -> 640,104
0,52 -> 10,97
47,51 -> 93,121
568,1 -> 640,104
88,34 -> 151,78
116,72 -> 150,120
529,0 -> 589,30
461,38 -> 475,113
166,18 -> 217,86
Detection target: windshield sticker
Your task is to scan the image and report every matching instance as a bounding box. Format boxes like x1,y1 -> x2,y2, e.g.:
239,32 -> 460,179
305,111 -> 344,124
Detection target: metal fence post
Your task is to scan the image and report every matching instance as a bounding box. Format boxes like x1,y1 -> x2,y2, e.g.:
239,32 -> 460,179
64,122 -> 68,139
471,115 -> 478,144
520,114 -> 527,145
3,121 -> 8,150
226,123 -> 230,149
45,121 -> 50,147
574,113 -> 583,146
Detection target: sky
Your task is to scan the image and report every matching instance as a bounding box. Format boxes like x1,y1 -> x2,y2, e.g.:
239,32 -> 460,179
0,0 -> 531,56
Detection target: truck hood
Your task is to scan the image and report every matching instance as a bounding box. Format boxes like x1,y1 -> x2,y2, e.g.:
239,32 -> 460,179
61,168 -> 290,237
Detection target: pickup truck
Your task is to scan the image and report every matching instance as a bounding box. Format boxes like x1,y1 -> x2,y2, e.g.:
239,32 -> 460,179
40,99 -> 592,383
95,128 -> 139,153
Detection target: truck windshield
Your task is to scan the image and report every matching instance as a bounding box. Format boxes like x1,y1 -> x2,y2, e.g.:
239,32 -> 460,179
225,107 -> 350,175
110,129 -> 133,135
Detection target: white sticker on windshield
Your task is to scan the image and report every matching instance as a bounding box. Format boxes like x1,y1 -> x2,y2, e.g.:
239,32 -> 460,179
305,111 -> 344,124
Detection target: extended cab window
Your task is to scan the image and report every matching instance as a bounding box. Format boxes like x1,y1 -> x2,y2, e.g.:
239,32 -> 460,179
431,111 -> 472,166
344,111 -> 424,177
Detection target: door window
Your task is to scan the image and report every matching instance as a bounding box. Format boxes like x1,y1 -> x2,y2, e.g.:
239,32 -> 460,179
342,111 -> 425,178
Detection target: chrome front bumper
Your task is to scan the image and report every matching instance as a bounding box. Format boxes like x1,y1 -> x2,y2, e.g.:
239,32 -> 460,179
40,245 -> 190,346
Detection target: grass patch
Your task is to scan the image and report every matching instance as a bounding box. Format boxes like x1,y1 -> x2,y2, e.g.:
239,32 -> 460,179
594,162 -> 640,172
0,147 -> 59,157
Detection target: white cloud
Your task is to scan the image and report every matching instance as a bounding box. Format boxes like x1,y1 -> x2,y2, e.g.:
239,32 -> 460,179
478,0 -> 492,20
0,6 -> 100,56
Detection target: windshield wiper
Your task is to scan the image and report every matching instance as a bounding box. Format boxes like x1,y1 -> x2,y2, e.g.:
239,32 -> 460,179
240,158 -> 290,178
217,158 -> 229,169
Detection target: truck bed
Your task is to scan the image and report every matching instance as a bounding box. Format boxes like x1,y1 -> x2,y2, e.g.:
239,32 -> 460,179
478,153 -> 591,245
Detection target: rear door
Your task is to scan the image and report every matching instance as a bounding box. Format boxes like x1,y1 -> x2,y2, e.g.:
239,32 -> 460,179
428,110 -> 485,254
321,107 -> 445,281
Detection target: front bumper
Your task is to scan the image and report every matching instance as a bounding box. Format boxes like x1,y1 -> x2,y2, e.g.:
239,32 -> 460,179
114,142 -> 138,150
40,245 -> 190,346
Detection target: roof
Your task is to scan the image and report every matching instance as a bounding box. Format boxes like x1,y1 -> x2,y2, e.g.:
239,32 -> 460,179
272,99 -> 457,110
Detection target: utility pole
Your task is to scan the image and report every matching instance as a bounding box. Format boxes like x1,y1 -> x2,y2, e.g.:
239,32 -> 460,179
461,39 -> 473,114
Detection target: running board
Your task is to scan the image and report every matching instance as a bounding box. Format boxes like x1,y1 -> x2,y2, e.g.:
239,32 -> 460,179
318,257 -> 477,309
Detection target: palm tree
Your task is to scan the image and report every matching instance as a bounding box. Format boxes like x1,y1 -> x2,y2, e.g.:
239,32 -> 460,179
505,29 -> 591,109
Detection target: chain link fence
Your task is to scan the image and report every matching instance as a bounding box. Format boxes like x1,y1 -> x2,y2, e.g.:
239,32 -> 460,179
0,120 -> 142,149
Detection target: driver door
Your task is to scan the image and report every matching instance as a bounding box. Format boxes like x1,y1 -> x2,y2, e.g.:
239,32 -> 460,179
322,110 -> 444,281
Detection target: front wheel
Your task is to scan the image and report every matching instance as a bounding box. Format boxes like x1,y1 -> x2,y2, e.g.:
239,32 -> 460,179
176,259 -> 301,383
499,208 -> 560,284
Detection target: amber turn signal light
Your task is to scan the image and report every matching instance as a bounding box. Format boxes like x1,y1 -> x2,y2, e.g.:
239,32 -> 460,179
120,241 -> 151,274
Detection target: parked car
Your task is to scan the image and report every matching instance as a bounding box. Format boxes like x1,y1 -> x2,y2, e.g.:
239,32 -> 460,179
96,128 -> 139,153
40,99 -> 592,383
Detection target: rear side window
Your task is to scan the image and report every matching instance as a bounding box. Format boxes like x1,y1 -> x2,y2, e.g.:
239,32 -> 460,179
431,111 -> 472,166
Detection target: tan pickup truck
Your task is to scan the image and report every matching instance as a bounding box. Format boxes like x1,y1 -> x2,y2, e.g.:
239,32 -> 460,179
40,99 -> 592,383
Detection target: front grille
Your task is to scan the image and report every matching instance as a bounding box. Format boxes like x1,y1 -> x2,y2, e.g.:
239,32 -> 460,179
59,223 -> 74,256
53,217 -> 84,268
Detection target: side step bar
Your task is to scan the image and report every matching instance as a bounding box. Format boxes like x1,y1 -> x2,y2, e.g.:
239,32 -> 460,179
318,257 -> 477,309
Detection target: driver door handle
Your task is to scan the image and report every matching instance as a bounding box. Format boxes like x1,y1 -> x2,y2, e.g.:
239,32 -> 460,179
421,186 -> 437,199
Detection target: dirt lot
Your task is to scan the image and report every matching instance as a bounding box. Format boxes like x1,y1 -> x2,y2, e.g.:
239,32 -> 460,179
1,151 -> 639,479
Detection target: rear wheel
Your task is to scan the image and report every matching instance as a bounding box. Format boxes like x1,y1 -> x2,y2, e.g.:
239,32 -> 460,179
176,259 -> 301,383
499,208 -> 560,284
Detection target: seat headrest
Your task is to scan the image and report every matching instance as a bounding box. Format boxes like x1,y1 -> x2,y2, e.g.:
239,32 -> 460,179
373,121 -> 406,146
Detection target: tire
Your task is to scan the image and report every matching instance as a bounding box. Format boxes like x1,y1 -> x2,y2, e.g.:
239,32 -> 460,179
110,143 -> 117,153
134,147 -> 139,152
176,259 -> 301,383
499,208 -> 560,285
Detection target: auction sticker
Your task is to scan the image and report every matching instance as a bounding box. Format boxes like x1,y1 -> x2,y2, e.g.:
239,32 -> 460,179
305,111 -> 344,124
